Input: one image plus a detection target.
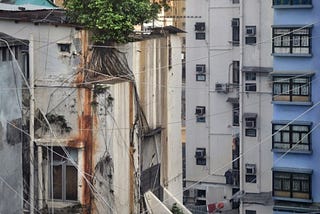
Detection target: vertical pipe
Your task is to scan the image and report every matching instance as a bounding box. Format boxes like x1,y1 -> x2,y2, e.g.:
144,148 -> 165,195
258,0 -> 262,193
38,146 -> 43,210
239,1 -> 244,214
129,81 -> 134,214
29,33 -> 35,214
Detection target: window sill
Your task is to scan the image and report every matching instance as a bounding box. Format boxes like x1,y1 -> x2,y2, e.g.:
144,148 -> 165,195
271,101 -> 313,106
47,200 -> 80,209
273,196 -> 312,204
272,53 -> 312,57
272,148 -> 312,155
272,5 -> 313,9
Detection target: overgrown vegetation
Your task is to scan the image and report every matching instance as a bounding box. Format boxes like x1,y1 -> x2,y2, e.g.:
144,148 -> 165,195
65,0 -> 170,44
171,203 -> 184,214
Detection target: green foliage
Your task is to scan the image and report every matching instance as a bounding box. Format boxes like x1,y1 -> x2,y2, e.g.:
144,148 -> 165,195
65,0 -> 170,44
45,113 -> 72,133
171,203 -> 184,214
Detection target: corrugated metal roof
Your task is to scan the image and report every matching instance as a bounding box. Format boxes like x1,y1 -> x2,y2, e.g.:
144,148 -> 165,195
0,8 -> 81,27
0,32 -> 28,47
15,0 -> 57,8
0,2 -> 56,10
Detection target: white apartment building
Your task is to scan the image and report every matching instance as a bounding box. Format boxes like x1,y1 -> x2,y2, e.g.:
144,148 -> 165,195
185,0 -> 273,213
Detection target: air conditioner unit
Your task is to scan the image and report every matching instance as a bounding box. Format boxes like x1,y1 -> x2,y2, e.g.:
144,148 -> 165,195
195,22 -> 205,31
245,164 -> 256,175
246,26 -> 256,36
245,120 -> 255,128
195,106 -> 206,115
231,19 -> 239,27
196,64 -> 206,73
215,83 -> 229,93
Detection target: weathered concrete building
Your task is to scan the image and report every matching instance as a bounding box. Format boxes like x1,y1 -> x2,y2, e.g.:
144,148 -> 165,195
0,3 -> 185,214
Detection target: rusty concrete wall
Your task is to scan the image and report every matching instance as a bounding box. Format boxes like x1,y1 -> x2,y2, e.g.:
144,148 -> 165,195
131,34 -> 183,203
0,57 -> 24,213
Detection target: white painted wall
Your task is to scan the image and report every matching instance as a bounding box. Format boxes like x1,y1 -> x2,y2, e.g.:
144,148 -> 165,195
186,1 -> 273,212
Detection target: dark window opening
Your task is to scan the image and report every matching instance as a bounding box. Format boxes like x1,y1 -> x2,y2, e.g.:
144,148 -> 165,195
245,83 -> 257,92
49,147 -> 78,201
245,164 -> 257,183
233,104 -> 239,126
232,61 -> 240,84
58,43 -> 71,53
195,148 -> 206,166
196,32 -> 206,40
195,106 -> 206,123
232,18 -> 240,45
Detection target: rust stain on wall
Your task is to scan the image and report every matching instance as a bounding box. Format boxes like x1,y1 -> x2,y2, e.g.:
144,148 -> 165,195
71,30 -> 97,213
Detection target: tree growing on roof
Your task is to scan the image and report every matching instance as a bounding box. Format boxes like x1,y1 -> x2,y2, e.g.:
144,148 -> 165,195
65,0 -> 170,44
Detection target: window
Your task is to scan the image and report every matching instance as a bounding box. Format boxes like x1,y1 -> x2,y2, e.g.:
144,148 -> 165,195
245,83 -> 256,92
49,147 -> 78,201
272,123 -> 311,151
273,0 -> 312,6
58,43 -> 71,53
231,18 -> 240,45
232,61 -> 239,84
245,72 -> 256,81
195,106 -> 206,122
245,164 -> 256,183
245,26 -> 257,45
273,27 -> 311,55
273,171 -> 311,200
195,148 -> 206,165
195,22 -> 205,31
244,115 -> 257,137
273,76 -> 311,102
1,46 -> 16,61
245,210 -> 256,214
232,104 -> 239,126
195,22 -> 206,40
245,72 -> 256,92
197,189 -> 206,198
232,0 -> 240,3
196,64 -> 206,81
196,32 -> 205,40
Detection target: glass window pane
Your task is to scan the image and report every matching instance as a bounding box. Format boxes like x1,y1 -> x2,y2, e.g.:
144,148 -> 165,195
282,84 -> 290,94
274,84 -> 281,94
274,133 -> 281,142
274,37 -> 282,46
293,78 -> 307,83
293,36 -> 300,46
292,125 -> 308,131
292,133 -> 300,143
293,180 -> 301,191
283,180 -> 290,191
283,132 -> 290,142
301,36 -> 309,46
66,166 -> 78,200
283,36 -> 290,46
52,165 -> 62,199
274,179 -> 281,190
301,180 -> 310,192
292,84 -> 300,95
301,85 -> 309,95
